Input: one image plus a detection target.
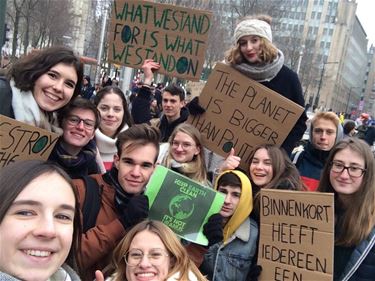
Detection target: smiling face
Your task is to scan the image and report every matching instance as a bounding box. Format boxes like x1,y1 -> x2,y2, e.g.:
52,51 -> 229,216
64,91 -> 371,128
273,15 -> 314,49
239,35 -> 262,64
0,172 -> 75,281
61,108 -> 96,155
218,185 -> 241,218
171,132 -> 200,163
125,230 -> 170,281
33,63 -> 78,112
329,147 -> 365,202
97,93 -> 124,138
114,142 -> 157,194
249,148 -> 273,188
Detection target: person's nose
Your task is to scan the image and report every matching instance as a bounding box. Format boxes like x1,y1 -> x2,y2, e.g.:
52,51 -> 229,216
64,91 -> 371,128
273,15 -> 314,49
76,120 -> 85,130
53,79 -> 64,93
138,254 -> 153,268
130,165 -> 141,177
33,215 -> 57,239
245,41 -> 253,51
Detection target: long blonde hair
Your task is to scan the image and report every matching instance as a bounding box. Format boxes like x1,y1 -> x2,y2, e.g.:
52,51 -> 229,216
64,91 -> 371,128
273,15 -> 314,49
105,220 -> 207,281
163,123 -> 208,184
317,138 -> 375,246
225,15 -> 278,64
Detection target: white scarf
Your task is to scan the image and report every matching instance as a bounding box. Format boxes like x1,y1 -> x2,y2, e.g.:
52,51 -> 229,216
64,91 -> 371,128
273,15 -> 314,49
10,79 -> 62,134
95,124 -> 129,162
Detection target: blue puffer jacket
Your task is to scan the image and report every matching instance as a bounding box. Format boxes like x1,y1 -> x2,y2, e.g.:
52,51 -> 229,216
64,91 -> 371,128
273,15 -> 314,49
338,227 -> 375,281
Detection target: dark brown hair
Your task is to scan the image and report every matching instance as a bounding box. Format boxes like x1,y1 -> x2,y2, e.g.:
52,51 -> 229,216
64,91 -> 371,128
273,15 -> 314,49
115,124 -> 160,162
94,86 -> 134,136
8,46 -> 83,99
0,160 -> 82,273
58,97 -> 101,129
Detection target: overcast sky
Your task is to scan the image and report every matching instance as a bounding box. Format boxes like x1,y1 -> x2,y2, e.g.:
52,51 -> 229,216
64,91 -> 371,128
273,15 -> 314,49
356,0 -> 374,47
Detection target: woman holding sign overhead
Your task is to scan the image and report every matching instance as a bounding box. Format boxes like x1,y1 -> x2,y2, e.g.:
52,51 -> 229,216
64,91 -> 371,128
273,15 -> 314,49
225,15 -> 307,155
317,138 -> 375,281
0,46 -> 83,133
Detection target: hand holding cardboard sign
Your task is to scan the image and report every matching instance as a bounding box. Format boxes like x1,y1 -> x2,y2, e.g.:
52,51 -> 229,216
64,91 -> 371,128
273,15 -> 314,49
142,59 -> 160,85
203,213 -> 224,246
219,148 -> 241,172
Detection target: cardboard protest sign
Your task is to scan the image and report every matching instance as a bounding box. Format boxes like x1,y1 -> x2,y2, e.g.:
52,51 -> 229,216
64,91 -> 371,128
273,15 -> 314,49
258,189 -> 334,281
187,63 -> 304,169
145,165 -> 225,245
108,0 -> 212,81
0,115 -> 59,168
186,80 -> 206,98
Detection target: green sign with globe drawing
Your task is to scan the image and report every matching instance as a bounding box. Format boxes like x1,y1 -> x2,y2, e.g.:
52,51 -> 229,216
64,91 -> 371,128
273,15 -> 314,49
145,165 -> 225,245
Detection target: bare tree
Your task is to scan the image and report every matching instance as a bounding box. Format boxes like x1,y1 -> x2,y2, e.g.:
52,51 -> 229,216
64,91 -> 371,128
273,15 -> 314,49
7,0 -> 27,58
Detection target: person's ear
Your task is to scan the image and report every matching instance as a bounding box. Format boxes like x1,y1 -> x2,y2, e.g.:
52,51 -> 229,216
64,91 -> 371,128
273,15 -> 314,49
114,154 -> 120,169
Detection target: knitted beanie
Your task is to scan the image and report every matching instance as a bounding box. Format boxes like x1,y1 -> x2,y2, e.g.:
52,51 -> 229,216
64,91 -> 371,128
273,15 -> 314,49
234,19 -> 272,43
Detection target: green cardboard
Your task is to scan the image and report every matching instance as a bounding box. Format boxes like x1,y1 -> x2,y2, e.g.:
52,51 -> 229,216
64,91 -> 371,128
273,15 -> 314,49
145,165 -> 225,245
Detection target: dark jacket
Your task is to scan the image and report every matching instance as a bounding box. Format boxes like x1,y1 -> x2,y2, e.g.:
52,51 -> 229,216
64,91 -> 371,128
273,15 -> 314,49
48,139 -> 100,179
0,77 -> 14,118
159,107 -> 189,142
261,65 -> 307,155
291,142 -> 329,191
131,85 -> 152,124
337,227 -> 375,281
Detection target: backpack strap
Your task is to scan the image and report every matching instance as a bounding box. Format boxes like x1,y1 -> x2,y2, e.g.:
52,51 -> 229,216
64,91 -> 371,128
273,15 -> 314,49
81,176 -> 102,233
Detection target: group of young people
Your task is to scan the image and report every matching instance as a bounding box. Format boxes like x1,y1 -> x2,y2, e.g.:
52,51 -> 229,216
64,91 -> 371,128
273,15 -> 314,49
0,14 -> 374,281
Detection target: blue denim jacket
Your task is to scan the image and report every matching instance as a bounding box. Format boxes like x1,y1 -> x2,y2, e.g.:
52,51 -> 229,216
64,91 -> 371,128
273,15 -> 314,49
200,217 -> 259,281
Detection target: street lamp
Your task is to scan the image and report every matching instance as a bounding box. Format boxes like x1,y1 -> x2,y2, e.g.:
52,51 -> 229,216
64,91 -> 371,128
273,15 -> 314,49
312,60 -> 339,107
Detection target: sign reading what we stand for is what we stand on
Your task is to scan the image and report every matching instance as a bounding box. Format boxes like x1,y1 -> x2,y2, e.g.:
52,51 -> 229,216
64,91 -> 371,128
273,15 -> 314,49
108,0 -> 212,81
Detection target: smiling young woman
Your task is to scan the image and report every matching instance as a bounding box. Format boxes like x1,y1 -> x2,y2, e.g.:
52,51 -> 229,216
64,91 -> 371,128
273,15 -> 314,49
0,46 -> 83,133
317,138 -> 375,280
0,160 -> 82,281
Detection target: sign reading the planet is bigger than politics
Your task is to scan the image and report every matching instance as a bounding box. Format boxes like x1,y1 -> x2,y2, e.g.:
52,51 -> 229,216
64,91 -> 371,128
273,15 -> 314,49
145,165 -> 225,245
0,115 -> 59,169
258,189 -> 334,281
187,63 -> 305,169
108,0 -> 212,81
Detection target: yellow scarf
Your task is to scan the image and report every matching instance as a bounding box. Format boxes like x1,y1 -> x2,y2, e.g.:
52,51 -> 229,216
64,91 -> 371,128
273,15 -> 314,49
214,170 -> 253,243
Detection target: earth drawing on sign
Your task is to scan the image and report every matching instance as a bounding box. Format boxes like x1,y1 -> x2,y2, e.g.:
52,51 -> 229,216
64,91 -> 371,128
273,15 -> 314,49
169,194 -> 195,220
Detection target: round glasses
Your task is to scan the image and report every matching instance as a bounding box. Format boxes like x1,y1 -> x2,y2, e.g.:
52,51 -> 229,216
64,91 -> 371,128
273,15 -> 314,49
124,249 -> 169,267
171,141 -> 195,150
66,115 -> 95,130
330,161 -> 366,178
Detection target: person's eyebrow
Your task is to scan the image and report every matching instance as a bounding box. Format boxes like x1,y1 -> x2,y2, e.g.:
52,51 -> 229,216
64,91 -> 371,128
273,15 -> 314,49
12,200 -> 75,212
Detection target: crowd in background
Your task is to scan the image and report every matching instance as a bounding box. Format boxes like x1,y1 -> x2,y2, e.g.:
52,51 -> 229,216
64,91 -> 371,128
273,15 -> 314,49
0,14 -> 374,281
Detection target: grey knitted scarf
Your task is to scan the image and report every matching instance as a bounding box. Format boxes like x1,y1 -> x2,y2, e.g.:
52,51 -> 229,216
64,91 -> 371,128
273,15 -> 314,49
232,50 -> 285,82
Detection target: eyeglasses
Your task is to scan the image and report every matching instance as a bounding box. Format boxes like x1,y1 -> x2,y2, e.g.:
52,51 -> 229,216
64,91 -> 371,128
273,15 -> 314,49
66,115 -> 95,130
124,249 -> 169,267
171,141 -> 195,150
330,161 -> 366,178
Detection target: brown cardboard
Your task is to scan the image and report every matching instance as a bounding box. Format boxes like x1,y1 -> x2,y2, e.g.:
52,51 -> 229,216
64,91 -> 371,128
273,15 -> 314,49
108,0 -> 212,81
0,115 -> 59,168
187,63 -> 305,169
258,189 -> 334,281
186,80 -> 206,98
